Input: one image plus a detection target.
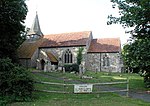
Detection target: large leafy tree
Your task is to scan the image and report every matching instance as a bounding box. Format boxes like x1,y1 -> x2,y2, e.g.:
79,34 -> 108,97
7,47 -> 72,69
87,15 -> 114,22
108,0 -> 150,87
0,0 -> 28,62
108,0 -> 150,39
122,39 -> 150,72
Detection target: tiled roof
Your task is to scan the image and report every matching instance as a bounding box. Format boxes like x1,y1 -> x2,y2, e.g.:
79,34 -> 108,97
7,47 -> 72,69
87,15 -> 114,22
88,38 -> 121,53
18,39 -> 44,58
46,52 -> 58,62
18,31 -> 91,59
40,31 -> 91,47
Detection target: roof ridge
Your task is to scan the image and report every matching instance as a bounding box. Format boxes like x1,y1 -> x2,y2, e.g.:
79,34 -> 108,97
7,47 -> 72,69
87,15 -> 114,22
94,37 -> 120,40
44,31 -> 92,36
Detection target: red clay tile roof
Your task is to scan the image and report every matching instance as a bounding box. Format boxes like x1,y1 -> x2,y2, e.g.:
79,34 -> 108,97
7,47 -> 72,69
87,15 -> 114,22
88,38 -> 121,53
18,31 -> 91,59
40,31 -> 91,47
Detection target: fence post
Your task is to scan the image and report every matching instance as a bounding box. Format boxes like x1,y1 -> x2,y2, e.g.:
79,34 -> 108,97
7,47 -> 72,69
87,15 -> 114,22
126,77 -> 129,97
126,67 -> 130,97
63,77 -> 66,93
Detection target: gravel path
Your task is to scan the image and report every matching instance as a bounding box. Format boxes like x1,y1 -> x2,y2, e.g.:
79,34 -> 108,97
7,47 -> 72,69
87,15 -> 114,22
33,72 -> 150,102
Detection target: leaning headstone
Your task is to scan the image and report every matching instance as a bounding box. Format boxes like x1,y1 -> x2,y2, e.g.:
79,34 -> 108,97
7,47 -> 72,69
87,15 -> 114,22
58,67 -> 62,71
63,67 -> 65,73
51,65 -> 55,71
79,64 -> 83,77
47,62 -> 52,72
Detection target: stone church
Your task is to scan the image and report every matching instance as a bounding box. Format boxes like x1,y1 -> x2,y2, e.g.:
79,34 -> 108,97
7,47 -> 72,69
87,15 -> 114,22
18,13 -> 122,72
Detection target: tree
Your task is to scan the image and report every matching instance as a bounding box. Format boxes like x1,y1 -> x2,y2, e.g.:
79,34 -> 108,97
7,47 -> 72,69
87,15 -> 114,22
108,0 -> 150,39
77,47 -> 84,65
122,39 -> 150,72
108,0 -> 150,87
122,39 -> 150,87
0,58 -> 34,103
0,0 -> 28,62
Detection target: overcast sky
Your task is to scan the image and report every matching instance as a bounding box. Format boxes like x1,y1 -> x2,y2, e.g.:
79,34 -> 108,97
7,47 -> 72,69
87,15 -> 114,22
25,0 -> 131,45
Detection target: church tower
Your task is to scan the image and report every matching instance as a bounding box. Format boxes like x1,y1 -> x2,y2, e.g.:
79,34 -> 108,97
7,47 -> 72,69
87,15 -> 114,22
27,12 -> 43,40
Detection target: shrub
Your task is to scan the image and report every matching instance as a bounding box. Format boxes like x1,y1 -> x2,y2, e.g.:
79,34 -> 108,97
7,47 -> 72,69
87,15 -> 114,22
144,72 -> 150,88
64,64 -> 79,73
64,64 -> 71,72
77,47 -> 84,65
0,58 -> 34,103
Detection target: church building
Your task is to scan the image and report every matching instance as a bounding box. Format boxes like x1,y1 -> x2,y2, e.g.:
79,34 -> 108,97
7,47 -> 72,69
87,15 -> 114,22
18,12 -> 122,72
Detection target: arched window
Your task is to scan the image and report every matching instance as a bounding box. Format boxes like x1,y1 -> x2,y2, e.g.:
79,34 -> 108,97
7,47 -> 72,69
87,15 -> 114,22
103,54 -> 110,66
64,49 -> 73,63
106,56 -> 110,66
103,56 -> 106,66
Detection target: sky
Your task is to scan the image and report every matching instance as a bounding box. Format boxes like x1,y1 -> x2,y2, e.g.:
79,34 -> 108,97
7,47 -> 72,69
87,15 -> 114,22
25,0 -> 131,45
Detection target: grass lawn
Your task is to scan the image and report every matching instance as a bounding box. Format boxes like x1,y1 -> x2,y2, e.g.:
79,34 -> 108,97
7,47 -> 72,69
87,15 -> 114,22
9,71 -> 150,106
11,92 -> 150,106
33,71 -> 150,91
84,71 -> 148,91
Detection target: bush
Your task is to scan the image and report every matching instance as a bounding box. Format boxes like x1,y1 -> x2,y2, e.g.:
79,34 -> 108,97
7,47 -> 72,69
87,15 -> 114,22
77,47 -> 84,65
0,58 -> 34,103
144,72 -> 150,88
64,64 -> 79,73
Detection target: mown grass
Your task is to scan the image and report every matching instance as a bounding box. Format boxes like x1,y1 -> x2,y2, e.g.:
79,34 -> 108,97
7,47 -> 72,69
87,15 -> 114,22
9,71 -> 150,106
33,71 -> 149,91
84,71 -> 147,91
11,91 -> 150,106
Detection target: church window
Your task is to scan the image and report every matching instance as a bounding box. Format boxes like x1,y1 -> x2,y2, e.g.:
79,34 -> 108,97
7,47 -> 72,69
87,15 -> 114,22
103,54 -> 110,66
103,56 -> 106,66
64,49 -> 73,63
106,56 -> 110,66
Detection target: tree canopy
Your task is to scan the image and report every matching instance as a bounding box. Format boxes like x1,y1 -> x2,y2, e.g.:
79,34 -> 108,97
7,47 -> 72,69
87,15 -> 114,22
122,39 -> 150,72
0,0 -> 28,62
108,0 -> 150,39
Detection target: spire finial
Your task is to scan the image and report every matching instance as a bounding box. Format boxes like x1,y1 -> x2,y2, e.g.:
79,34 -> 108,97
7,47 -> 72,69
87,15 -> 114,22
36,1 -> 38,14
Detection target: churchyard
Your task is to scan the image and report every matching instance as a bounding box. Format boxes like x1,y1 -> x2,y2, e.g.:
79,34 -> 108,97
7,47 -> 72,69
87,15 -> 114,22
10,71 -> 150,106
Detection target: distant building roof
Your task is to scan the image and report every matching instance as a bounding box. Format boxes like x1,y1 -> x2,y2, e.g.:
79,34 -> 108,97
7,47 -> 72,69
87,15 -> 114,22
40,31 -> 92,47
88,38 -> 121,53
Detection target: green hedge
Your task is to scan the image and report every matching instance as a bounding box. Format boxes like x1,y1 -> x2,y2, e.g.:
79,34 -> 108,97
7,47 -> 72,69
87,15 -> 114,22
0,58 -> 34,104
64,64 -> 79,73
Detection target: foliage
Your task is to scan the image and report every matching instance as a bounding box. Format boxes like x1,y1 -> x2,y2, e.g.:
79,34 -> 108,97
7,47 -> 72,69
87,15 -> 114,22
143,72 -> 150,88
64,64 -> 79,73
0,58 -> 34,103
122,38 -> 150,87
77,47 -> 84,65
122,39 -> 150,71
0,0 -> 28,62
108,0 -> 150,87
108,0 -> 150,39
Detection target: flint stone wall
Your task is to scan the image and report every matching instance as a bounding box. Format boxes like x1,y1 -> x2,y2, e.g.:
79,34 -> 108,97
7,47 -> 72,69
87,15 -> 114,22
87,53 -> 122,72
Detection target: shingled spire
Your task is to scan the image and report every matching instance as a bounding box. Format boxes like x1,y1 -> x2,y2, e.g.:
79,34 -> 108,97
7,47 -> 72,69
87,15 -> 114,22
27,11 -> 43,38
